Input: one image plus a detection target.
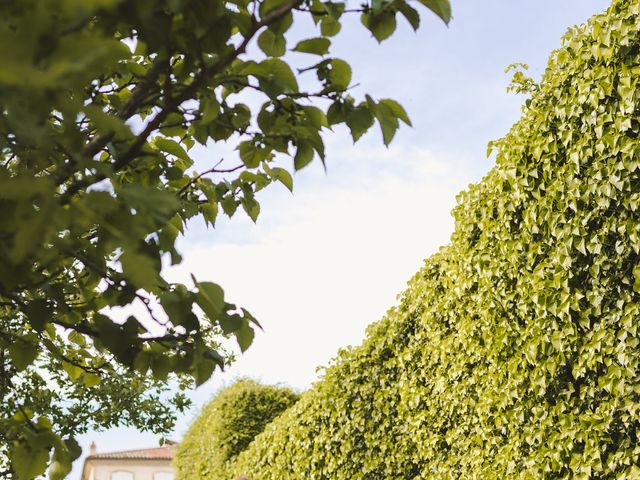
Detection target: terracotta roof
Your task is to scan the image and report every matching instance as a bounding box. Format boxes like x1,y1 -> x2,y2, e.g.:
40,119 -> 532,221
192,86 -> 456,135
88,443 -> 175,460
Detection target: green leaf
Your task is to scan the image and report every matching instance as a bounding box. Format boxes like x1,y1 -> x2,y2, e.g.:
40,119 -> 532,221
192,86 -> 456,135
195,280 -> 226,321
271,167 -> 293,192
242,196 -> 261,222
83,105 -> 131,136
150,355 -> 171,381
633,263 -> 640,292
235,322 -> 255,353
379,98 -> 412,126
118,184 -> 180,218
221,195 -> 238,217
64,437 -> 82,461
293,37 -> 331,55
346,105 -> 374,142
258,30 -> 286,57
24,299 -> 51,332
328,59 -> 352,91
62,362 -> 83,381
194,358 -> 216,386
419,0 -> 452,24
8,339 -> 39,371
327,100 -> 348,125
256,58 -> 299,98
154,137 -> 192,163
119,249 -> 159,290
294,141 -> 314,170
238,141 -> 263,168
321,17 -> 341,37
218,312 -> 243,334
363,11 -> 397,42
82,373 -> 102,387
12,442 -> 49,480
201,97 -> 221,124
303,106 -> 329,129
201,202 -> 219,227
133,351 -> 151,374
397,2 -> 420,30
260,0 -> 292,16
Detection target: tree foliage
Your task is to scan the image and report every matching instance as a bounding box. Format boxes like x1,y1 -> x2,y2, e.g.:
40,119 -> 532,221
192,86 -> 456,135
0,0 -> 451,477
176,1 -> 640,478
174,379 -> 299,479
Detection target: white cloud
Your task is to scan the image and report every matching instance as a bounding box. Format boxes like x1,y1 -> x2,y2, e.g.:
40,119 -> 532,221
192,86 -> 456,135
167,145 -> 469,399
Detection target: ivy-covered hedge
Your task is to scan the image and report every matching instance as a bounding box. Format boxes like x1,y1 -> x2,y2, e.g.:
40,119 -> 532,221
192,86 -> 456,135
173,379 -> 299,479
219,1 -> 640,478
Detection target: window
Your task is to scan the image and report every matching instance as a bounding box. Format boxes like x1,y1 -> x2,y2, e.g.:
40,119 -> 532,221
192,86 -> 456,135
111,472 -> 134,480
153,473 -> 174,480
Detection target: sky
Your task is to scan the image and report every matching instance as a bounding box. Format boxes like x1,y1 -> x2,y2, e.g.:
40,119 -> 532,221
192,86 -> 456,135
71,1 -> 609,477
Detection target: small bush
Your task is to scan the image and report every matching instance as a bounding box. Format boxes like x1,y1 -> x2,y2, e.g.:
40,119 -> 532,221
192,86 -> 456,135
174,379 -> 299,479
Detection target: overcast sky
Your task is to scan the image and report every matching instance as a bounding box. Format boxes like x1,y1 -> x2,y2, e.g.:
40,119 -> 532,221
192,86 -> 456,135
72,1 -> 609,477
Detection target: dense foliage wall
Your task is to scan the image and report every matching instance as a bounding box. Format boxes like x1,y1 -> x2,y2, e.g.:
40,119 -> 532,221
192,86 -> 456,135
218,1 -> 640,479
174,379 -> 299,479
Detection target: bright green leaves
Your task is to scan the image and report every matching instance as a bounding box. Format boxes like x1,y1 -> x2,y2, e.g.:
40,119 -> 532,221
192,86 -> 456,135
317,58 -> 352,92
293,37 -> 331,56
362,11 -> 398,42
258,30 -> 287,57
633,263 -> 640,292
241,59 -> 299,99
154,137 -> 192,164
238,141 -> 272,168
11,440 -> 50,480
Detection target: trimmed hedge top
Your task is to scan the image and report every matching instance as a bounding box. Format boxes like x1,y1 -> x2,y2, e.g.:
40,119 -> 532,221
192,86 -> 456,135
217,1 -> 640,479
174,379 -> 299,479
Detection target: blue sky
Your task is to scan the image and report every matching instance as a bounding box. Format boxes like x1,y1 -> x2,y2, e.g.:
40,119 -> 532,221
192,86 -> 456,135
71,1 -> 609,477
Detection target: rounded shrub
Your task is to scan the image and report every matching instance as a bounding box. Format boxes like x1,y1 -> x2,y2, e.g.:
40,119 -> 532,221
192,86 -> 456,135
225,1 -> 640,478
173,379 -> 299,479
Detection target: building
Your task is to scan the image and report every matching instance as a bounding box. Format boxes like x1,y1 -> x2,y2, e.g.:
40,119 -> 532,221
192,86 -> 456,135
81,441 -> 176,480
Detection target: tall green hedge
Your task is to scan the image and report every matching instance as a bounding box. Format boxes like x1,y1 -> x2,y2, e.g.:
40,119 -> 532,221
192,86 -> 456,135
220,1 -> 640,478
174,379 -> 299,479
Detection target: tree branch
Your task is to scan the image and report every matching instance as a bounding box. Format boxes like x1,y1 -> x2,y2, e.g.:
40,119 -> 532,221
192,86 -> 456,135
58,0 -> 304,205
178,161 -> 244,197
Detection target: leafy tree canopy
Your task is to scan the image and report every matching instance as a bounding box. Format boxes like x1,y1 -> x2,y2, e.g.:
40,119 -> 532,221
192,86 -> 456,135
0,0 -> 450,478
